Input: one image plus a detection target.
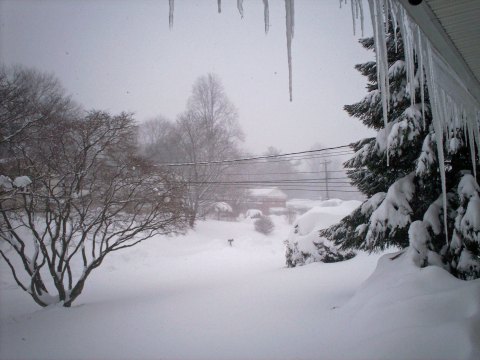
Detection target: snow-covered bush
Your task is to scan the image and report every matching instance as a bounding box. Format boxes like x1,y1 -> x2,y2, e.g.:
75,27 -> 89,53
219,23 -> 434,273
285,235 -> 355,268
285,206 -> 356,267
209,202 -> 233,220
254,215 -> 274,235
446,174 -> 480,279
246,209 -> 263,219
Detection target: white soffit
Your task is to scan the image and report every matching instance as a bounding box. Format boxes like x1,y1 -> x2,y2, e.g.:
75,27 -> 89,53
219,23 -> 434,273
398,0 -> 480,103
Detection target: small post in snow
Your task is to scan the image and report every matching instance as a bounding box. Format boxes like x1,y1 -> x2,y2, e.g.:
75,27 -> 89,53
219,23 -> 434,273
228,238 -> 234,247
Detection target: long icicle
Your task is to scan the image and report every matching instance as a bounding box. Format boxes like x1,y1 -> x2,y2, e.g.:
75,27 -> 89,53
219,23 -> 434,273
368,0 -> 390,164
351,0 -> 357,36
237,0 -> 244,18
263,0 -> 270,34
169,0 -> 174,29
285,0 -> 294,102
425,43 -> 449,245
218,0 -> 221,14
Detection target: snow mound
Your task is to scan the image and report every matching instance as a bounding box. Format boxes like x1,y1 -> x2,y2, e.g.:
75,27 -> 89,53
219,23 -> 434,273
285,200 -> 359,267
293,207 -> 344,236
1,218 -> 478,359
336,251 -> 480,360
318,198 -> 344,207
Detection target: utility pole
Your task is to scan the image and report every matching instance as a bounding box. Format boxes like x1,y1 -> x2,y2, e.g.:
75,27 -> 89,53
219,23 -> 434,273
323,159 -> 331,200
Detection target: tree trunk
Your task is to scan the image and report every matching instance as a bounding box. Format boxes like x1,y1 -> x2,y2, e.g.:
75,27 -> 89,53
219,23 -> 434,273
188,213 -> 196,228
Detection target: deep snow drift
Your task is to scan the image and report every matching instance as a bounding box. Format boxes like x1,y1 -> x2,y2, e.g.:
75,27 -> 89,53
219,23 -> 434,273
1,206 -> 479,360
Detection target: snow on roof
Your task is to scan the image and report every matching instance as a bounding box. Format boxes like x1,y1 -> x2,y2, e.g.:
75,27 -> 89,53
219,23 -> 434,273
248,188 -> 287,200
212,202 -> 233,213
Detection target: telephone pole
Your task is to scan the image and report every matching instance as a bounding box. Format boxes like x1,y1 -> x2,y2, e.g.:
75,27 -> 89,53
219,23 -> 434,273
323,159 -> 331,200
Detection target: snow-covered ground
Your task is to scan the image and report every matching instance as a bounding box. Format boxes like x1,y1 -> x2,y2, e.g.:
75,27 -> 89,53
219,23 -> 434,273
1,206 -> 479,360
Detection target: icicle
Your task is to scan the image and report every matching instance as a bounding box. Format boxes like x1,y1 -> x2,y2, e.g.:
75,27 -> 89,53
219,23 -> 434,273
263,0 -> 270,34
417,28 -> 426,127
467,111 -> 480,179
285,0 -> 294,102
368,0 -> 390,164
348,0 -> 480,245
350,1 -> 364,37
397,8 -> 416,107
168,0 -> 174,29
358,0 -> 364,37
382,0 -> 388,29
424,41 -> 449,244
237,0 -> 244,18
218,0 -> 221,14
351,0 -> 357,36
391,7 -> 398,53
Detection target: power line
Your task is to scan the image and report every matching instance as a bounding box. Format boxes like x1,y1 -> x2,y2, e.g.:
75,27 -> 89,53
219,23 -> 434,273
195,183 -> 354,192
192,187 -> 362,196
221,170 -> 353,175
187,176 -> 351,182
184,185 -> 355,191
167,151 -> 354,168
219,151 -> 354,166
157,145 -> 352,167
179,181 -> 352,186
163,184 -> 361,192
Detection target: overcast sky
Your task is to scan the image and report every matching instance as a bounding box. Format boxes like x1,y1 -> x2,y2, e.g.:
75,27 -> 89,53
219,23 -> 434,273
0,0 -> 375,154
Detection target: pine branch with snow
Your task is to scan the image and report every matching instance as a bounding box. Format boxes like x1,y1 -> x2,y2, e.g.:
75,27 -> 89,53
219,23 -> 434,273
321,20 -> 480,279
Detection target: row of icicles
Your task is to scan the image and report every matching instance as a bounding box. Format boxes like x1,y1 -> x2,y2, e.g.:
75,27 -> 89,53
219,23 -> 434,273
168,0 -> 294,102
167,0 -> 480,244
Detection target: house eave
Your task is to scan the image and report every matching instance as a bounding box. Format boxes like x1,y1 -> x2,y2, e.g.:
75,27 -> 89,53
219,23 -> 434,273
398,0 -> 480,105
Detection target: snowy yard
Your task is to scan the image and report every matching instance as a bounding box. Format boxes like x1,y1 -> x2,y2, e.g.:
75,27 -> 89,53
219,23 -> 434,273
1,206 -> 479,360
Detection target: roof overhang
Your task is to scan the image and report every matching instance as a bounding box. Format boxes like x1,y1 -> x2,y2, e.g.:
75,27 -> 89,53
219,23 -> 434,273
398,0 -> 480,104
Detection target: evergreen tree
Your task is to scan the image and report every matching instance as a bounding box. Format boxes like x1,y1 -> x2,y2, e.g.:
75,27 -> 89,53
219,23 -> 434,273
319,24 -> 480,279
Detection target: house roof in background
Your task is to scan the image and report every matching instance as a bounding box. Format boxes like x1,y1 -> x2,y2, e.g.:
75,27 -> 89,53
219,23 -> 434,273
248,188 -> 288,199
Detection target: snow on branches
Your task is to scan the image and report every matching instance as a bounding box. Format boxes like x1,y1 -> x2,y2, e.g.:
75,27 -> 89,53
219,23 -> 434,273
362,0 -> 480,244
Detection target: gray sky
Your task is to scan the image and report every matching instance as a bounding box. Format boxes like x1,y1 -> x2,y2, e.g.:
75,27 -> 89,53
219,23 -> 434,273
0,0 -> 375,154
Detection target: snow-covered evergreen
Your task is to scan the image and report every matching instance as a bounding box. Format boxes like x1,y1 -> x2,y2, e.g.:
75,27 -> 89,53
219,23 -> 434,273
320,24 -> 480,280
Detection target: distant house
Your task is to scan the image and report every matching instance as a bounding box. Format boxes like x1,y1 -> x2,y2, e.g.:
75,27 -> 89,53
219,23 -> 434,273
245,187 -> 288,214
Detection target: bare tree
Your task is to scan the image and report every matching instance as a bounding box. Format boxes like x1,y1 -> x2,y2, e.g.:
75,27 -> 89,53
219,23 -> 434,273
136,74 -> 244,226
172,74 -> 243,226
137,115 -> 180,163
0,110 -> 187,307
0,65 -> 74,148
